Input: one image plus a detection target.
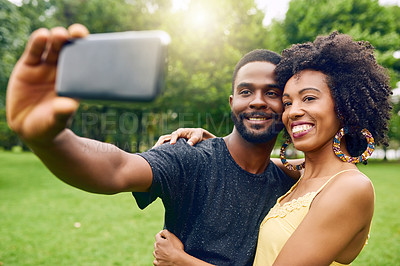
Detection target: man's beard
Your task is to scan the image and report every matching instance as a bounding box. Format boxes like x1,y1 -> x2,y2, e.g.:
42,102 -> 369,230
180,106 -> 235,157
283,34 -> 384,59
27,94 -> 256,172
231,111 -> 284,143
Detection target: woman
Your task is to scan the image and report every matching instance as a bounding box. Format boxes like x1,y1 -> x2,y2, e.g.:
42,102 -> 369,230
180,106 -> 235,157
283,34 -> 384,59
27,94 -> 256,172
153,32 -> 392,265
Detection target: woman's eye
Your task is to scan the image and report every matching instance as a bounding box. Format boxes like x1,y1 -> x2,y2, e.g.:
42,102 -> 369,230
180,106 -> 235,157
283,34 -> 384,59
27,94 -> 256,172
304,96 -> 316,102
283,102 -> 292,108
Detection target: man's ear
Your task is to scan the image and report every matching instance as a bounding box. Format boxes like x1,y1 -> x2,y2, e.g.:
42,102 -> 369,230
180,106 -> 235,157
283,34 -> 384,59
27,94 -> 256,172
229,95 -> 233,108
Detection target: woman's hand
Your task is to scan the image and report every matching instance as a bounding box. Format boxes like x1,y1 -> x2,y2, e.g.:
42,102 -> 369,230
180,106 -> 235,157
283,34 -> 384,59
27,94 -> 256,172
153,230 -> 215,266
153,230 -> 185,266
153,128 -> 217,148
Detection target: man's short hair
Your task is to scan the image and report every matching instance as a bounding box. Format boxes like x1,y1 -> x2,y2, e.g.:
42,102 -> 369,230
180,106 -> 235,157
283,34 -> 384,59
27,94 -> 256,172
232,49 -> 281,92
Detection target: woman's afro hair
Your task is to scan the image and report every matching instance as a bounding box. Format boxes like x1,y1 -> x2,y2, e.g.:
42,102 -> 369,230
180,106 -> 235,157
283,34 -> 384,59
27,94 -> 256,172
275,31 -> 392,158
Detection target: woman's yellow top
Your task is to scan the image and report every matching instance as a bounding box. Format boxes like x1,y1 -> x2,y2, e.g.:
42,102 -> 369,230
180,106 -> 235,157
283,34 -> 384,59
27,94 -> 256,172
253,169 -> 366,266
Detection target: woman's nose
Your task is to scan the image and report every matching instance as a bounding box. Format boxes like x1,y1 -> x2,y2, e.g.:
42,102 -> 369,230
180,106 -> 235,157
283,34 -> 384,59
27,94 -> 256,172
287,101 -> 304,119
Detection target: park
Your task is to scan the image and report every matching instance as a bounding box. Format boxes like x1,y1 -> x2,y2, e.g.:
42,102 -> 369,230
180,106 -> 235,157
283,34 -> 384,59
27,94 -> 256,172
1,0 -> 400,265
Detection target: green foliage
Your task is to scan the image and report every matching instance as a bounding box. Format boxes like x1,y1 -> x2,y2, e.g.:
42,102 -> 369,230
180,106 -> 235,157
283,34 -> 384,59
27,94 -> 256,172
266,0 -> 400,52
18,0 -> 56,31
2,0 -> 400,149
266,0 -> 394,48
0,0 -> 30,150
388,5 -> 400,35
0,109 -> 20,150
9,0 -> 268,150
155,0 -> 266,137
61,0 -> 268,148
388,99 -> 400,148
0,0 -> 29,93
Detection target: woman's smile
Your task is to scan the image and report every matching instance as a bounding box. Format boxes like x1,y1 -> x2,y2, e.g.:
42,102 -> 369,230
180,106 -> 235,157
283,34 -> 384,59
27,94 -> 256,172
291,123 -> 315,138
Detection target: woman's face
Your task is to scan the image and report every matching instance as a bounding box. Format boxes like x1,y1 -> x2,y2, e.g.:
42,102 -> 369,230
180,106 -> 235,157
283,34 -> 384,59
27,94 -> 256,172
282,70 -> 341,153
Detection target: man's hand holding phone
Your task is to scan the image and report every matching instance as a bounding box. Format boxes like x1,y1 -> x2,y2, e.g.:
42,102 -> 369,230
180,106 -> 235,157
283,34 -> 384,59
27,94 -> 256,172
6,23 -> 169,148
6,24 -> 89,147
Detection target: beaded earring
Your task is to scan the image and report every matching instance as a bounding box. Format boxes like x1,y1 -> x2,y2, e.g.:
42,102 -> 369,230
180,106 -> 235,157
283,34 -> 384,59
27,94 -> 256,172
332,128 -> 375,164
280,138 -> 305,171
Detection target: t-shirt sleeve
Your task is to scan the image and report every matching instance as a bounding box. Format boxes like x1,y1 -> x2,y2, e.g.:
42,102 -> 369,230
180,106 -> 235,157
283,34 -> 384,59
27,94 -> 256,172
132,139 -> 198,210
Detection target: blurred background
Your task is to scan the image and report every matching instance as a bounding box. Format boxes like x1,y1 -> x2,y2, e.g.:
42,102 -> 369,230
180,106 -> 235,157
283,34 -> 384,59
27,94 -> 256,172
1,0 -> 400,155
0,0 -> 399,265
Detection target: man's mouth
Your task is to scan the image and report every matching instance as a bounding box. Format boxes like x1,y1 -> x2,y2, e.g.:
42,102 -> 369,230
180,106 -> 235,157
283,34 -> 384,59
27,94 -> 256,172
242,112 -> 273,121
248,117 -> 268,121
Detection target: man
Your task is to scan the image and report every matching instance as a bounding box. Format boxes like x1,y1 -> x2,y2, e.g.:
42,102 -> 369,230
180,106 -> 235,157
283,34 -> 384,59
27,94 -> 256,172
6,24 -> 297,265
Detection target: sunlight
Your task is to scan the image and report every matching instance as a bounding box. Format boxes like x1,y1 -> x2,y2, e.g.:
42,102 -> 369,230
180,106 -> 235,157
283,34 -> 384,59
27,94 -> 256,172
172,1 -> 214,31
172,0 -> 190,12
191,8 -> 209,28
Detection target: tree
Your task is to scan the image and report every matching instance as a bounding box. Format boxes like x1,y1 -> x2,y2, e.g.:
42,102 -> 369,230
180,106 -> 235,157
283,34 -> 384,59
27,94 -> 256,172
0,0 -> 30,99
0,0 -> 30,149
155,0 -> 268,138
6,0 -> 270,151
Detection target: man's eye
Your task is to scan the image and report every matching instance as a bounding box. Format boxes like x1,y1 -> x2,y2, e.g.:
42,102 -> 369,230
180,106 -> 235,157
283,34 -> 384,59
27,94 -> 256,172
239,90 -> 251,95
266,91 -> 279,97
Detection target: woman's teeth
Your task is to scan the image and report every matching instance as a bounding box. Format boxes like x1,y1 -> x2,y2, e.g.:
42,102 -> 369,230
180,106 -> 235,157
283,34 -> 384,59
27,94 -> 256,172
292,124 -> 313,134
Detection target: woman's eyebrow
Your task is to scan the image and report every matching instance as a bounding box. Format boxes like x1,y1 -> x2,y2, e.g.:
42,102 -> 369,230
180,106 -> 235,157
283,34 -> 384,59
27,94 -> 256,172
299,87 -> 321,94
282,87 -> 321,98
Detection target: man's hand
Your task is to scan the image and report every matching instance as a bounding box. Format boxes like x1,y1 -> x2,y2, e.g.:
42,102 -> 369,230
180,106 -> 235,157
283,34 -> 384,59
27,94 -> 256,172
6,24 -> 89,147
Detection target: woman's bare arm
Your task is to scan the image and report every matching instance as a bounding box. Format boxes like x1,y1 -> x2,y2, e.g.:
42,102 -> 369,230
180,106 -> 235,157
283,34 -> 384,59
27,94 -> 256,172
273,172 -> 374,265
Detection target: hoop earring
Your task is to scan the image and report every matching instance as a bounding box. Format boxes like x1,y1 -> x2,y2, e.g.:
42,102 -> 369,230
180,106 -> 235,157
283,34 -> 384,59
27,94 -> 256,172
280,138 -> 305,171
333,128 -> 375,164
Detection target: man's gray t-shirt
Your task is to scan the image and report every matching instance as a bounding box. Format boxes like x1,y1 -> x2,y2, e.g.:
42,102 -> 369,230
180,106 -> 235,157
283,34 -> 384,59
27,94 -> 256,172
133,138 -> 295,265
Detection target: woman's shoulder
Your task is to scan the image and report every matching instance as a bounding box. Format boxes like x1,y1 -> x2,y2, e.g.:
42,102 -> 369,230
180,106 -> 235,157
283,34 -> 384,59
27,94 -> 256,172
318,168 -> 375,209
333,169 -> 374,193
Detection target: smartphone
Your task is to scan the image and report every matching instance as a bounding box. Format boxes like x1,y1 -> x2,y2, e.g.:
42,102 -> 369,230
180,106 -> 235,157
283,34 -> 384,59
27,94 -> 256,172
56,30 -> 170,102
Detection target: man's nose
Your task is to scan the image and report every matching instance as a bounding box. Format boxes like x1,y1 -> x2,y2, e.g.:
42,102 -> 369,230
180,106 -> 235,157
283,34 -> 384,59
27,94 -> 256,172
249,92 -> 267,109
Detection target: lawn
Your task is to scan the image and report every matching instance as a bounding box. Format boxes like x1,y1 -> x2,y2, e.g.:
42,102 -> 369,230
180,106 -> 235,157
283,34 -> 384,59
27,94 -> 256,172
0,151 -> 399,265
353,161 -> 400,266
0,151 -> 164,265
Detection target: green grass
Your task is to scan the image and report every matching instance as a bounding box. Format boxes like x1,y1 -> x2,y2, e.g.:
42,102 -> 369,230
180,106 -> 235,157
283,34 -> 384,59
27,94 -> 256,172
0,152 -> 399,265
0,151 -> 164,265
353,161 -> 400,266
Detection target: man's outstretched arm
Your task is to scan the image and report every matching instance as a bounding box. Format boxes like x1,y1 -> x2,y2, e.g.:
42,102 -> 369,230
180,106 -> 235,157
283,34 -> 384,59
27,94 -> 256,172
6,24 -> 153,194
31,129 -> 153,193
